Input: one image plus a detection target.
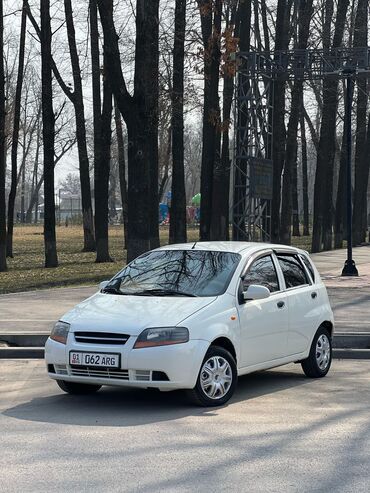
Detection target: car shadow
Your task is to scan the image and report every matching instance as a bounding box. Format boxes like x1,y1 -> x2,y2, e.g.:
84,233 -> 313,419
2,366 -> 312,427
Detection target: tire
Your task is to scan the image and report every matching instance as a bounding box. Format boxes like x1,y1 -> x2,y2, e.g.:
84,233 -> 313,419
301,327 -> 332,378
188,345 -> 237,407
56,380 -> 102,395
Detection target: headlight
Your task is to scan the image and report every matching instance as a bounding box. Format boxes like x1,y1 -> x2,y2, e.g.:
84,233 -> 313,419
50,321 -> 70,345
133,327 -> 189,349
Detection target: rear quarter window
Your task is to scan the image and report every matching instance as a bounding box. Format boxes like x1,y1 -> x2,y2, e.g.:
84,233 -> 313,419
300,254 -> 315,282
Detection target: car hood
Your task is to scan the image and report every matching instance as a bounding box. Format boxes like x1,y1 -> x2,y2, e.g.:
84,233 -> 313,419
61,292 -> 217,336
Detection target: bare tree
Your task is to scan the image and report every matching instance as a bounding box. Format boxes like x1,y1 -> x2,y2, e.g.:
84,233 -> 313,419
210,1 -> 239,241
90,0 -> 113,263
97,0 -> 160,262
352,0 -> 369,245
169,0 -> 187,244
40,0 -> 58,267
0,0 -> 7,272
197,0 -> 222,241
300,106 -> 309,236
311,0 -> 350,252
280,0 -> 313,244
63,0 -> 95,251
6,0 -> 26,257
270,0 -> 292,242
94,49 -> 113,263
114,100 -> 128,249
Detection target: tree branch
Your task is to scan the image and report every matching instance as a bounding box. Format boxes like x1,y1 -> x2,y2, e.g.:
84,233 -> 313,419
24,0 -> 75,103
96,0 -> 133,122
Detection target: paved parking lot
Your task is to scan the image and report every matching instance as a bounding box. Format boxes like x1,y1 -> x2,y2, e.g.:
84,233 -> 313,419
1,359 -> 370,492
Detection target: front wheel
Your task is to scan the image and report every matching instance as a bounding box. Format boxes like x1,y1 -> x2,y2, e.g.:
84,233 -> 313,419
56,380 -> 102,395
301,327 -> 332,378
188,346 -> 237,406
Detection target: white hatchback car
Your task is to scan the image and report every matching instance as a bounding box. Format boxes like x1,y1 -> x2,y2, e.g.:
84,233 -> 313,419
45,242 -> 334,406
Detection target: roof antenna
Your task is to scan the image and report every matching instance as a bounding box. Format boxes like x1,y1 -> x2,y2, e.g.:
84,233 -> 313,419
191,241 -> 197,249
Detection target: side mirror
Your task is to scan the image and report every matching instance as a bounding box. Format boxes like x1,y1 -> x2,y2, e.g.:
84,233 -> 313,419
99,280 -> 109,290
243,284 -> 271,301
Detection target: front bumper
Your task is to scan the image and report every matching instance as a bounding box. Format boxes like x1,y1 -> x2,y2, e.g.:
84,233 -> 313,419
45,336 -> 209,391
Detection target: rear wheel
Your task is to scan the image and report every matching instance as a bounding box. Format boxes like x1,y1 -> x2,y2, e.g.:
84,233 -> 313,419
301,327 -> 332,378
188,345 -> 237,406
57,380 -> 102,395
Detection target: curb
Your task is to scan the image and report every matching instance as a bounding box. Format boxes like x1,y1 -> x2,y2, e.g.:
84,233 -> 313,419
0,347 -> 44,359
1,333 -> 370,360
333,349 -> 370,360
0,333 -> 49,347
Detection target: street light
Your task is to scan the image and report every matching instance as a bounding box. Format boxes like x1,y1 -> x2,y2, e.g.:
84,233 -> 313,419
341,67 -> 358,276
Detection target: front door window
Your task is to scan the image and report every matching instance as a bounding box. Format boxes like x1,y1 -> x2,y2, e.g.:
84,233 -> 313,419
242,255 -> 280,293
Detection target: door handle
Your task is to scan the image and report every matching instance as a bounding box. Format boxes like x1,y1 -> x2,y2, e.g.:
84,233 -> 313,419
311,292 -> 317,299
277,301 -> 285,309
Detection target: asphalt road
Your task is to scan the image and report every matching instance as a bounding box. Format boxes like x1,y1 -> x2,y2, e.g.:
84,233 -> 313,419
1,359 -> 370,492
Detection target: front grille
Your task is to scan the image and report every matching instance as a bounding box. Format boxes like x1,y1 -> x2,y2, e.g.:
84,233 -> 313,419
74,332 -> 129,345
70,365 -> 129,380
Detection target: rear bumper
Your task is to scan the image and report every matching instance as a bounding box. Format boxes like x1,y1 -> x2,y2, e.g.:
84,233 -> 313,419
45,336 -> 209,391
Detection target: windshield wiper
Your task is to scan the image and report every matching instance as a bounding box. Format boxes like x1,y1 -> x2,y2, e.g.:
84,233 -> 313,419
133,288 -> 198,297
101,286 -> 125,295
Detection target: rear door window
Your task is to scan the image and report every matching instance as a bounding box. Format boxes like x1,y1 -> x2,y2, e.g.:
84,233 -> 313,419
276,254 -> 309,289
243,255 -> 280,293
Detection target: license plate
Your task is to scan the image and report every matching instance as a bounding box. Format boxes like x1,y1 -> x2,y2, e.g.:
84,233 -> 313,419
69,351 -> 120,368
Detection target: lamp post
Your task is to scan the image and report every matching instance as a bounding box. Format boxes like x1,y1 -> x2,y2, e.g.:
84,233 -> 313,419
341,68 -> 358,276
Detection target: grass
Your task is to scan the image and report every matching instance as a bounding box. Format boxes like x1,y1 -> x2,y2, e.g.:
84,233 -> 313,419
0,225 -> 199,294
0,224 -> 313,294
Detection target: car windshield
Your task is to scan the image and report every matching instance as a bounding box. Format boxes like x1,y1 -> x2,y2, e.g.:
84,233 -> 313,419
104,250 -> 241,297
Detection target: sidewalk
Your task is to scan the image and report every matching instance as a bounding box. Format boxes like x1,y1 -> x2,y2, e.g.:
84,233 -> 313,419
311,245 -> 370,333
0,245 -> 369,335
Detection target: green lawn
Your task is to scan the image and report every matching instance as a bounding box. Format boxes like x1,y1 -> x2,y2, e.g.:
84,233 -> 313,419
0,224 -> 313,294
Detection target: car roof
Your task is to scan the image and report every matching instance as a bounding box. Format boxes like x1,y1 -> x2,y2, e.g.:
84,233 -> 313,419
156,241 -> 305,256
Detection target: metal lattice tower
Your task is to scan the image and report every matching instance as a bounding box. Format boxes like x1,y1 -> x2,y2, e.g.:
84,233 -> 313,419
232,47 -> 370,241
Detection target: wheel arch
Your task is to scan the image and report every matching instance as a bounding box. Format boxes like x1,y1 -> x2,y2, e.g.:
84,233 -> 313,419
210,337 -> 237,362
320,320 -> 334,338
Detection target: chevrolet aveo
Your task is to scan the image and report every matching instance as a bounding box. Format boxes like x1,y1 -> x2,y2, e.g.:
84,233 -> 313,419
45,242 -> 334,406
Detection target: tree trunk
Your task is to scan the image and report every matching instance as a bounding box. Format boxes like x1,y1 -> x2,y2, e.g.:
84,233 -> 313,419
311,0 -> 350,252
21,154 -> 26,222
158,126 -> 171,203
334,105 -> 348,249
95,72 -> 112,263
292,140 -> 300,237
145,2 -> 160,251
169,0 -> 187,244
271,0 -> 291,242
114,101 -> 128,250
40,0 -> 58,267
64,0 -> 95,252
26,121 -> 41,223
280,0 -> 313,244
0,0 -> 7,271
90,3 -> 113,263
232,0 -> 252,240
351,0 -> 368,246
210,5 -> 237,241
300,110 -> 309,236
6,0 -> 26,257
197,0 -> 222,241
97,0 -> 160,263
